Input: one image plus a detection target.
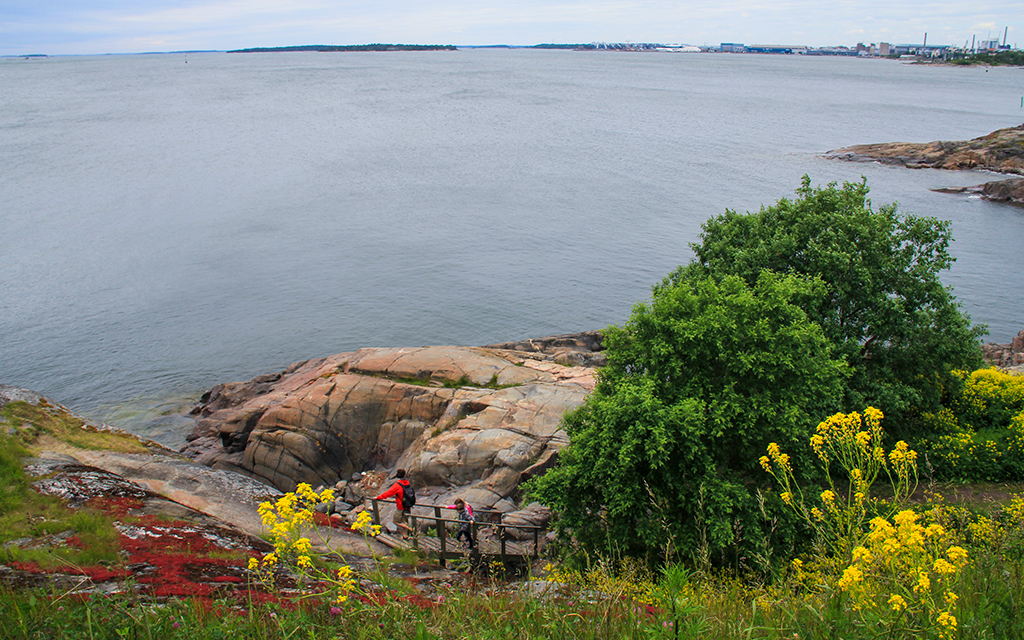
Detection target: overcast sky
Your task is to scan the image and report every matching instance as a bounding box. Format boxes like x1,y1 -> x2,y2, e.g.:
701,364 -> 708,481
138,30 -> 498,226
2,0 -> 1020,56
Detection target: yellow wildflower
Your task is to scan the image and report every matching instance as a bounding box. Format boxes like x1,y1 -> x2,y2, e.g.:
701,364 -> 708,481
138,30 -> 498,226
937,611 -> 957,629
933,558 -> 955,575
925,523 -> 946,538
838,566 -> 863,590
888,594 -> 907,611
947,546 -> 968,567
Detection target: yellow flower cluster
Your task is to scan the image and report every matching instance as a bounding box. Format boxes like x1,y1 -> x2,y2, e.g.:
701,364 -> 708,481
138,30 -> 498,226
762,408 -> 919,558
333,565 -> 358,603
924,369 -> 1024,478
249,483 -> 364,605
255,483 -> 335,572
351,510 -> 382,537
837,509 -> 964,636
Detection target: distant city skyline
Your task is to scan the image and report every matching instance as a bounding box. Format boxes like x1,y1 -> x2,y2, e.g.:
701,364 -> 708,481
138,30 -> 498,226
1,0 -> 1019,57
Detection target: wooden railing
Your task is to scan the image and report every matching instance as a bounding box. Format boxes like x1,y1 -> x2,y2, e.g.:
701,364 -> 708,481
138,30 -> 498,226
366,499 -> 543,567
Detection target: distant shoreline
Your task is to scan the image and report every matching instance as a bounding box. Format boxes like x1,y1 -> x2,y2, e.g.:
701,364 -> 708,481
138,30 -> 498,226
228,44 -> 456,53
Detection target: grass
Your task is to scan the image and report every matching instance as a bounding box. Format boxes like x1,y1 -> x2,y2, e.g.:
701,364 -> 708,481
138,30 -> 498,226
1,400 -> 151,455
0,398 -> 147,571
0,432 -> 121,568
385,373 -> 522,391
2,529 -> 1022,640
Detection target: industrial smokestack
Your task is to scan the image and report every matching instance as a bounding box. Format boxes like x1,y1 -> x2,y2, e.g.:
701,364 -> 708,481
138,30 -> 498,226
923,32 -> 927,49
1004,27 -> 1008,47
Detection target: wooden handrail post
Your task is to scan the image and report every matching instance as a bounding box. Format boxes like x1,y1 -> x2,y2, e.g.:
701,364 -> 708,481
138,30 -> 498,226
533,527 -> 539,559
371,498 -> 380,525
436,506 -> 447,568
500,524 -> 507,567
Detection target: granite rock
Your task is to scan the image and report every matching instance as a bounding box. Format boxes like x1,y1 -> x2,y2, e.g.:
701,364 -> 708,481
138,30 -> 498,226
824,123 -> 1024,175
182,334 -> 602,510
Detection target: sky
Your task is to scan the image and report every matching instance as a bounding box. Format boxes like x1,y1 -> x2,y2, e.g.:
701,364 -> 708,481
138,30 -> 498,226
1,0 -> 1020,56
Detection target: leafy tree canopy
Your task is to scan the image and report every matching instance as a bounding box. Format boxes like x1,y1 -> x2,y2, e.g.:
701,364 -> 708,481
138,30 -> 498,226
678,176 -> 984,426
530,177 -> 984,565
528,271 -> 847,562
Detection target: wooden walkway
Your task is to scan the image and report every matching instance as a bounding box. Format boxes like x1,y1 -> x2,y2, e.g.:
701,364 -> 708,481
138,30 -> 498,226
367,499 -> 542,568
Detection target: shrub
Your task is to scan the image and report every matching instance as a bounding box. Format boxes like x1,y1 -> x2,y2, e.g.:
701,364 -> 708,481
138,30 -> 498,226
528,271 -> 847,564
920,368 -> 1024,481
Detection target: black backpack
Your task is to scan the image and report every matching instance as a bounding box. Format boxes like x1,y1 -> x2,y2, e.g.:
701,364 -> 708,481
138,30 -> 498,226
401,481 -> 416,510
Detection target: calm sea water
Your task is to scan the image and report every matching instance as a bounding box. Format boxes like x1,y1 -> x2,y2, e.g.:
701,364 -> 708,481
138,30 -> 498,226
2,50 -> 1023,445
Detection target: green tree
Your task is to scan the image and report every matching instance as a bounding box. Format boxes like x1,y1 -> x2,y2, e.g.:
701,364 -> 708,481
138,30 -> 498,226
528,271 -> 847,563
679,176 -> 983,428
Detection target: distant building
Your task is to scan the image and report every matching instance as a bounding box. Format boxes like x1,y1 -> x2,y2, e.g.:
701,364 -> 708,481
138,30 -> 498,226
879,42 -> 891,56
746,45 -> 795,54
804,47 -> 858,56
720,43 -> 745,53
978,39 -> 1001,51
891,43 -> 951,56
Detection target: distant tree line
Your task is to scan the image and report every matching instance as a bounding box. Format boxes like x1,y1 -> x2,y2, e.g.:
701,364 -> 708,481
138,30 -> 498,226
951,49 -> 1024,66
228,44 -> 457,53
531,44 -> 598,50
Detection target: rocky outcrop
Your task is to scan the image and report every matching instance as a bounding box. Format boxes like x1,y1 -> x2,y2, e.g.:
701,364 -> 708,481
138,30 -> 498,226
932,177 -> 1024,206
183,333 -> 603,511
2,387 -> 390,556
983,330 -> 1024,372
500,502 -> 553,541
824,123 -> 1024,174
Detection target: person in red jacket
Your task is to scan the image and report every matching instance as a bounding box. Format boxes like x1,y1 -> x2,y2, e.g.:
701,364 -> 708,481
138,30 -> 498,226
374,468 -> 414,538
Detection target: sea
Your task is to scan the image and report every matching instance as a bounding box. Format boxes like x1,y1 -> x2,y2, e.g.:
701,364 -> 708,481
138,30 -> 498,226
2,49 -> 1023,446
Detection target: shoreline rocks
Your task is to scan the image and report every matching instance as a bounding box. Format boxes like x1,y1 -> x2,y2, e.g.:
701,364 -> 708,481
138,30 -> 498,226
982,329 -> 1024,372
182,332 -> 604,511
932,177 -> 1024,206
823,123 -> 1024,175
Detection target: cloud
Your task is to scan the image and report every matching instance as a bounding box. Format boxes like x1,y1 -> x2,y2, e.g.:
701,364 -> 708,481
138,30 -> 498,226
1,0 -> 1022,55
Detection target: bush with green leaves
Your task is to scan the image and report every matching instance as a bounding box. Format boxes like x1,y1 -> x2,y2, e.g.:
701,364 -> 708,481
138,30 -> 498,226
530,177 -> 984,566
678,175 -> 984,431
528,271 -> 847,564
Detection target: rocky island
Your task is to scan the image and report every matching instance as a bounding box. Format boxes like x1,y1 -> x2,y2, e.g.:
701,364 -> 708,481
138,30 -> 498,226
824,123 -> 1024,205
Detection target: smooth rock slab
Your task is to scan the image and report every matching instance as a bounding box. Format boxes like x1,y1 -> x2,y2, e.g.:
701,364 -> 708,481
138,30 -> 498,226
183,339 -> 600,510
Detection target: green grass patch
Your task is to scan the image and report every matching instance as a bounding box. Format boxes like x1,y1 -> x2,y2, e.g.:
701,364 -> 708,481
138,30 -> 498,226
392,373 -> 521,391
1,400 -> 150,454
0,432 -> 121,569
